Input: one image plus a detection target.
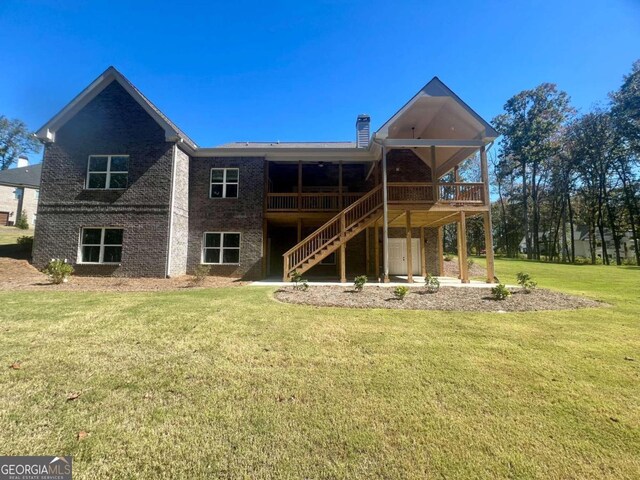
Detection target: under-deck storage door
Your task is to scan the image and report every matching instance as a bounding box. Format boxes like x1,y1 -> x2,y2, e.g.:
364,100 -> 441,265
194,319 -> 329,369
388,239 -> 421,275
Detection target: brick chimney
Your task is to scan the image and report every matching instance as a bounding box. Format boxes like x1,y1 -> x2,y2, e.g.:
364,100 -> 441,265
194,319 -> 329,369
17,155 -> 29,168
356,114 -> 370,148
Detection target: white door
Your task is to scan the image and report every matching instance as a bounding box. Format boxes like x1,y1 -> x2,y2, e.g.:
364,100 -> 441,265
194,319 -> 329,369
389,239 -> 421,275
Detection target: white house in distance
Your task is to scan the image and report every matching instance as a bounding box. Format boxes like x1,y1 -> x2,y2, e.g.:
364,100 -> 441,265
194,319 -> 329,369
0,156 -> 41,227
519,226 -> 637,262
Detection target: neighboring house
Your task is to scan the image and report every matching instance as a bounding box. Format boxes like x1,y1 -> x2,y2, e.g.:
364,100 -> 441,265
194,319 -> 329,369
32,66 -> 498,282
518,226 -> 637,261
0,157 -> 41,226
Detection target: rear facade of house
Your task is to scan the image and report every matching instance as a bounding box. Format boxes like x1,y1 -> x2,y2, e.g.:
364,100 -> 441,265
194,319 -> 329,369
33,67 -> 498,283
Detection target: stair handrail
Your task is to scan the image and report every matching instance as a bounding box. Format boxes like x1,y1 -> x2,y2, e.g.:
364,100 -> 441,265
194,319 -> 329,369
282,185 -> 383,275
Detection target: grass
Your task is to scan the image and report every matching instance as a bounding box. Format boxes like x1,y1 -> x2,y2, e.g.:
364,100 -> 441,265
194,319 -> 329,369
0,225 -> 32,258
0,259 -> 639,479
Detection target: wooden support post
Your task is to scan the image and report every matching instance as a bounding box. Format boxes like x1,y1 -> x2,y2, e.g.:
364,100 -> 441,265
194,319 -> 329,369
456,222 -> 463,279
480,144 -> 495,282
374,219 -> 380,281
484,211 -> 496,283
406,210 -> 413,282
431,145 -> 438,202
262,218 -> 268,278
420,226 -> 427,277
459,212 -> 469,283
382,148 -> 390,282
297,160 -> 302,211
437,226 -> 444,276
339,243 -> 346,283
338,161 -> 343,210
365,227 -> 370,275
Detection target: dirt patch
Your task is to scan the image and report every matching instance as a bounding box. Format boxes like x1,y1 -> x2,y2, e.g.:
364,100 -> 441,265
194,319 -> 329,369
273,285 -> 605,312
442,257 -> 486,278
0,258 -> 246,292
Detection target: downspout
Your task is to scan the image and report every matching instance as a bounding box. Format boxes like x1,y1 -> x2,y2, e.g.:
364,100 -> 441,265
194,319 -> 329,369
165,142 -> 179,278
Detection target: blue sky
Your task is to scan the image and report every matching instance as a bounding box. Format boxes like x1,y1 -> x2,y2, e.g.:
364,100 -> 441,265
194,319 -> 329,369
1,0 -> 638,160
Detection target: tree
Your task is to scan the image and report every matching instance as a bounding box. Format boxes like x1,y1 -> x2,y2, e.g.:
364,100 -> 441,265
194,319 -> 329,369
0,116 -> 41,170
611,60 -> 640,156
493,84 -> 574,260
610,59 -> 640,265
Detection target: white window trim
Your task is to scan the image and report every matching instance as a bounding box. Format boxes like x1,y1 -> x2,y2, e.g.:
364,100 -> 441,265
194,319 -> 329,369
78,227 -> 124,264
209,168 -> 239,199
201,232 -> 241,265
86,155 -> 129,190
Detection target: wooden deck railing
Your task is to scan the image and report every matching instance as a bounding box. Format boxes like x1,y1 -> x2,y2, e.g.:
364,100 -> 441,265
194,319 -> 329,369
267,192 -> 364,211
282,185 -> 383,279
268,182 -> 485,212
438,182 -> 485,204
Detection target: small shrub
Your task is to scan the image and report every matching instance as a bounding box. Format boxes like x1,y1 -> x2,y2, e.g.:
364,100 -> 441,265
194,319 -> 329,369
424,274 -> 440,293
393,285 -> 409,301
353,275 -> 367,292
444,253 -> 454,262
16,235 -> 33,253
43,259 -> 74,284
15,211 -> 29,230
467,257 -> 475,269
291,270 -> 309,291
622,258 -> 638,266
574,256 -> 590,265
193,264 -> 210,284
491,283 -> 511,301
516,272 -> 537,293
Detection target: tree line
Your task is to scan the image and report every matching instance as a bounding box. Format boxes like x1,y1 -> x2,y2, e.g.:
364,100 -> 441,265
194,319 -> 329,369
490,59 -> 639,266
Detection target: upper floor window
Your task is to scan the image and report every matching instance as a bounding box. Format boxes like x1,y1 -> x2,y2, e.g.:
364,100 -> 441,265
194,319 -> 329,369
80,227 -> 123,264
210,168 -> 238,198
87,155 -> 129,189
13,189 -> 22,200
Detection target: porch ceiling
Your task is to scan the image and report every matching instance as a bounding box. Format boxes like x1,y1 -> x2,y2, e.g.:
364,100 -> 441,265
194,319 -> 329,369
387,209 -> 484,228
374,77 -> 498,177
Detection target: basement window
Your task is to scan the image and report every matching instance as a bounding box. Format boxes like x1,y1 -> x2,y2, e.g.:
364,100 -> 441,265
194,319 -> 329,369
202,232 -> 240,264
86,155 -> 129,189
210,168 -> 239,198
80,227 -> 123,264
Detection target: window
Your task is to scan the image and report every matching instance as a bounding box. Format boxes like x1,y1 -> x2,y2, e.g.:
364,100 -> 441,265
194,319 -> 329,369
34,190 -> 39,200
202,232 -> 240,264
13,189 -> 22,200
210,168 -> 239,198
80,228 -> 123,264
86,155 -> 129,189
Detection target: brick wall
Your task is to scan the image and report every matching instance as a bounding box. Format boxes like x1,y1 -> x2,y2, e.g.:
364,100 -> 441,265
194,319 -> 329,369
32,80 -> 174,277
187,156 -> 264,279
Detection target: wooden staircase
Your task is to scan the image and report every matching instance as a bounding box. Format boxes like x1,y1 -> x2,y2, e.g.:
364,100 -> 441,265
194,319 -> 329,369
283,185 -> 383,281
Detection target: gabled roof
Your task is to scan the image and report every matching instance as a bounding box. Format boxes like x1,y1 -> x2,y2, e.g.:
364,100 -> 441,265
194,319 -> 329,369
375,77 -> 499,141
0,163 -> 41,188
35,66 -> 197,150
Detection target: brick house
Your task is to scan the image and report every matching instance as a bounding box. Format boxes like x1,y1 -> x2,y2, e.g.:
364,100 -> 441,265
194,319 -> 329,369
33,67 -> 498,282
0,158 -> 41,227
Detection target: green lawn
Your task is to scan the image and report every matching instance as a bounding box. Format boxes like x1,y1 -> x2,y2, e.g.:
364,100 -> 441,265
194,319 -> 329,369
0,259 -> 638,479
0,225 -> 32,258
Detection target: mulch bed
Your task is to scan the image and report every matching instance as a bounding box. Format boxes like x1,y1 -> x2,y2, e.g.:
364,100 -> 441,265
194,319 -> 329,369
273,285 -> 606,312
0,258 -> 246,292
